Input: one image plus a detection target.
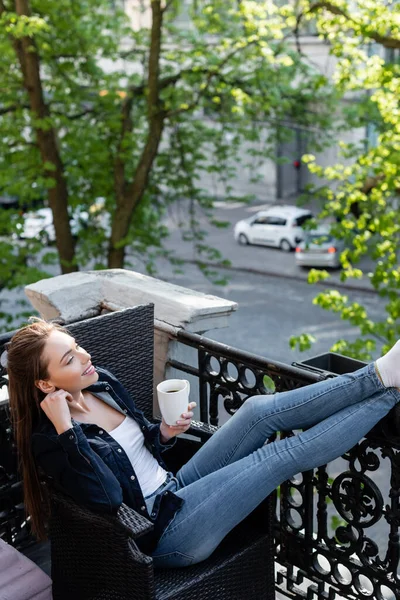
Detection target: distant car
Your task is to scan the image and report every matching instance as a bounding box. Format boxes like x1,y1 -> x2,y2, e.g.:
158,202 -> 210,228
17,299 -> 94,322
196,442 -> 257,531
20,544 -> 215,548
16,207 -> 90,245
295,228 -> 345,269
0,195 -> 19,210
233,205 -> 313,252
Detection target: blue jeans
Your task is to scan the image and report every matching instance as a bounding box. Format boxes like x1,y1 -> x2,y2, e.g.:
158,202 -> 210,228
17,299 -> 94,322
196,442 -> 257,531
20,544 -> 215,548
151,364 -> 400,567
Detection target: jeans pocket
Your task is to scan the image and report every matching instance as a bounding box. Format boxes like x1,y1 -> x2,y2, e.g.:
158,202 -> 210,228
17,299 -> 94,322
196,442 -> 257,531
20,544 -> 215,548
152,550 -> 194,568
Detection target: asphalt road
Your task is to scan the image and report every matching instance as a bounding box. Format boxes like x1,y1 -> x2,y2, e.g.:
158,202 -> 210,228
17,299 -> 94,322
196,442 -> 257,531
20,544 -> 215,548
153,258 -> 386,364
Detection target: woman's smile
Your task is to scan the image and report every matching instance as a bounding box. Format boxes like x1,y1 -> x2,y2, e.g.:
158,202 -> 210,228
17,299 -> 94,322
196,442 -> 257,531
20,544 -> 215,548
82,364 -> 95,376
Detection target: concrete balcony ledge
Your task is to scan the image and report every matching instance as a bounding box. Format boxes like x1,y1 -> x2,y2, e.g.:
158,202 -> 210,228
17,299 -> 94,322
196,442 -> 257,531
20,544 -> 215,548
25,269 -> 237,334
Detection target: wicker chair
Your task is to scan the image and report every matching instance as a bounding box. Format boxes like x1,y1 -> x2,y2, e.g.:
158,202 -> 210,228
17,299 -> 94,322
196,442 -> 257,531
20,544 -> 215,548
47,305 -> 276,600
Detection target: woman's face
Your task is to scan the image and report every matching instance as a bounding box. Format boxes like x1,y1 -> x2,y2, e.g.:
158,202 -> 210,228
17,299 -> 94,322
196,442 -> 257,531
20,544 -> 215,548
40,330 -> 99,394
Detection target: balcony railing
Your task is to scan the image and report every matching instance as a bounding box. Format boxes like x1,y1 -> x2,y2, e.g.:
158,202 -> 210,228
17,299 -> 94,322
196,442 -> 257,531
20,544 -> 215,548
170,328 -> 400,600
1,325 -> 399,599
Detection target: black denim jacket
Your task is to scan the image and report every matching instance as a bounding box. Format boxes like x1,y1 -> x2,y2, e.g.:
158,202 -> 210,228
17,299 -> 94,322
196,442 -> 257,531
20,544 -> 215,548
31,367 -> 183,552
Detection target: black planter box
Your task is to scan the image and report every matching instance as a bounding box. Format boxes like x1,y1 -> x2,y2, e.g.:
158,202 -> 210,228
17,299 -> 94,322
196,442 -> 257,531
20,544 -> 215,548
292,352 -> 367,377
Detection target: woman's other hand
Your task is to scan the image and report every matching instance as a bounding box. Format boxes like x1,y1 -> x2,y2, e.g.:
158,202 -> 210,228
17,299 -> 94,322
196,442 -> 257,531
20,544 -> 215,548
160,402 -> 197,443
40,389 -> 74,435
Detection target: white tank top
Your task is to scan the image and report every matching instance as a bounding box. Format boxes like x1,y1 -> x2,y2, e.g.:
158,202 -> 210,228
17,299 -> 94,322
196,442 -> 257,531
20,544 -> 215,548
109,415 -> 167,497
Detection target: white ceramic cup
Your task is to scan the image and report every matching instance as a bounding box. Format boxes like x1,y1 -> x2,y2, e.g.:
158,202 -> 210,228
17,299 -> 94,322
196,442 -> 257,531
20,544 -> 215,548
156,379 -> 190,426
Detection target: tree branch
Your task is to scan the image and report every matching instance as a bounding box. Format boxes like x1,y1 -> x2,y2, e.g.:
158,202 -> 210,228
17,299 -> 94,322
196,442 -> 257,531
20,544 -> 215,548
114,94 -> 134,202
309,1 -> 354,20
147,0 -> 163,116
108,0 -> 167,268
120,47 -> 148,60
166,39 -> 260,118
52,107 -> 97,120
0,103 -> 29,115
162,0 -> 174,13
13,0 -> 77,273
307,1 -> 400,49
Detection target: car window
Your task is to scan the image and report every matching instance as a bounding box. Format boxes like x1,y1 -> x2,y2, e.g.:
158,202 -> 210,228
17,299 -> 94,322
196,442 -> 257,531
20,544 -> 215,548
305,233 -> 334,244
265,216 -> 286,226
253,216 -> 269,225
295,214 -> 313,227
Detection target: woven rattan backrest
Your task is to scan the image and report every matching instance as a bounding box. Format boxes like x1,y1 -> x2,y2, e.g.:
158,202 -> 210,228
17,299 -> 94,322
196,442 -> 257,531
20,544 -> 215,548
66,305 -> 154,420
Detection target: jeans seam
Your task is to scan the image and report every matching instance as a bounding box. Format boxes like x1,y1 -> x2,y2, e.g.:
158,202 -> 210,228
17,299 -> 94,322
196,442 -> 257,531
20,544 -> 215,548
159,466 -> 248,540
178,414 -> 271,485
388,387 -> 400,402
268,391 -> 388,469
372,362 -> 400,401
224,368 -> 374,466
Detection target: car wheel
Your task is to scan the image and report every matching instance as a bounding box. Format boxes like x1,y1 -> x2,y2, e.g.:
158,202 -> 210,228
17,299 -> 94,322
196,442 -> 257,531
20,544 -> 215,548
279,239 -> 292,252
238,233 -> 249,245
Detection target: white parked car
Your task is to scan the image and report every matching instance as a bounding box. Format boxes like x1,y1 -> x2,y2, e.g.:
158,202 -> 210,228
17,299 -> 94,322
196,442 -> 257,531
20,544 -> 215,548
295,227 -> 345,269
16,208 -> 56,244
233,205 -> 313,252
16,205 -> 108,245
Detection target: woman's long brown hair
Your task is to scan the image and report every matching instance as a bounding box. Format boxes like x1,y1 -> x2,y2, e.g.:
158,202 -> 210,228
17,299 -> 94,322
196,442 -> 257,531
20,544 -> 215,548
7,318 -> 67,540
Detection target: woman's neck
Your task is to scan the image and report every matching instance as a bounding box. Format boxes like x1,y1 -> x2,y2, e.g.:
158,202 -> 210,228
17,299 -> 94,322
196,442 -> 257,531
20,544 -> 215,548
68,391 -> 91,414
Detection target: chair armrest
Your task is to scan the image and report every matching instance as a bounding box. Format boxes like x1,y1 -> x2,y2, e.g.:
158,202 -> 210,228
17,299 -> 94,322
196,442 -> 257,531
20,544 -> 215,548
117,503 -> 153,539
49,489 -> 154,543
154,415 -> 218,442
187,419 -> 218,440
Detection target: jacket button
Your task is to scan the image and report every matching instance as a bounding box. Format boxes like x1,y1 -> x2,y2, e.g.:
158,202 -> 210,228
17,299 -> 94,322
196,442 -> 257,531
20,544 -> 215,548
152,512 -> 156,517
130,475 -> 135,481
105,386 -> 110,391
123,409 -> 128,414
99,430 -> 104,435
117,448 -> 122,453
69,435 -> 74,440
141,506 -> 146,511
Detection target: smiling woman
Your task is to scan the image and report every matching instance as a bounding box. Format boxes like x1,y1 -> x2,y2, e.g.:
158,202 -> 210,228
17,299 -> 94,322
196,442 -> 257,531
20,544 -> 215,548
5,318 -> 194,547
5,317 -> 400,569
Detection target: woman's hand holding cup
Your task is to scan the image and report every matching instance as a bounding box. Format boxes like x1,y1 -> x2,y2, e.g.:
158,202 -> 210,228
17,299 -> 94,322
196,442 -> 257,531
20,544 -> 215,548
157,379 -> 196,442
160,401 -> 197,443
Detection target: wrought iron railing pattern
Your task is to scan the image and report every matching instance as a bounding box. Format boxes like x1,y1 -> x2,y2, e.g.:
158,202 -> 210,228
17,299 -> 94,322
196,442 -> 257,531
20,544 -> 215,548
170,329 -> 400,600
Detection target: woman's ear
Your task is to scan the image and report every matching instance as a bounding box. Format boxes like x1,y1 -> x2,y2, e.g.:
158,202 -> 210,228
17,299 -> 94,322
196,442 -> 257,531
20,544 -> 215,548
35,379 -> 56,394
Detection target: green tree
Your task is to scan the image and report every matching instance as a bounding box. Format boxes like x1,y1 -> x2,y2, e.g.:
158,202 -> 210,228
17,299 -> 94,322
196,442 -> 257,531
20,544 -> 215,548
289,0 -> 400,359
0,0 -> 334,325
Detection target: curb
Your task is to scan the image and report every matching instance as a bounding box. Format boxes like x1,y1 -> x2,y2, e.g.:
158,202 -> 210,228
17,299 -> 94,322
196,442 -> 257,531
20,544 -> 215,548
181,260 -> 378,295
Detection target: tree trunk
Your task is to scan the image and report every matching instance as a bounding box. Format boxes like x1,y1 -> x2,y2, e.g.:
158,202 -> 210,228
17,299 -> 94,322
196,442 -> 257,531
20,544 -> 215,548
108,0 -> 165,269
14,0 -> 77,273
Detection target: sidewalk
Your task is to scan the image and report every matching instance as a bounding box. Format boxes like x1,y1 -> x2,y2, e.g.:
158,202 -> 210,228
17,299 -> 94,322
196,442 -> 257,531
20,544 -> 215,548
179,256 -> 377,294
